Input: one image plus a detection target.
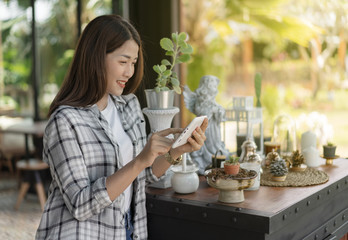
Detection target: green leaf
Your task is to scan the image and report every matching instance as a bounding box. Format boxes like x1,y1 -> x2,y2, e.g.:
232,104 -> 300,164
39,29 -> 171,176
162,86 -> 170,91
178,41 -> 188,50
160,38 -> 174,51
154,86 -> 161,92
159,65 -> 167,72
178,54 -> 191,63
171,77 -> 180,86
172,32 -> 178,44
163,70 -> 172,77
159,78 -> 167,86
153,65 -> 161,74
173,85 -> 182,94
172,72 -> 178,78
161,59 -> 171,66
165,51 -> 174,56
178,32 -> 187,42
181,44 -> 193,54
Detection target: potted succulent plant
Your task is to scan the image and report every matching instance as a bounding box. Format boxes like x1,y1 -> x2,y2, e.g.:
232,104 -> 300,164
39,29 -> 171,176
224,156 -> 240,175
270,157 -> 288,182
323,142 -> 337,158
145,32 -> 193,109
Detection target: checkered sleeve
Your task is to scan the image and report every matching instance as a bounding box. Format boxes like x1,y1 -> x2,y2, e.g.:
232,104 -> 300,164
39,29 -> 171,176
45,110 -> 112,221
122,95 -> 166,185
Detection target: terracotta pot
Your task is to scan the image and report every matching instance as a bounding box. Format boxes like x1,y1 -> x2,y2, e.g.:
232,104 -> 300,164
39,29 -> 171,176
272,175 -> 287,182
224,163 -> 240,175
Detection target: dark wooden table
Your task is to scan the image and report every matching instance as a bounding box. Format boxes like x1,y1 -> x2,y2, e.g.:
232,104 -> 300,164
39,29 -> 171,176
0,120 -> 48,210
0,120 -> 47,160
146,158 -> 348,240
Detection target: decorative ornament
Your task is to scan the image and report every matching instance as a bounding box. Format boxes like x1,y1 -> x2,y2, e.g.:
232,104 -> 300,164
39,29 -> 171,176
183,75 -> 230,174
291,150 -> 304,167
270,157 -> 288,182
264,149 -> 281,167
290,150 -> 307,172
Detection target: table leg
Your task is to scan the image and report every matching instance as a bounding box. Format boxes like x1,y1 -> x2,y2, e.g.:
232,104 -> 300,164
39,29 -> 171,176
34,170 -> 46,211
14,170 -> 46,211
24,133 -> 29,161
35,183 -> 46,211
14,182 -> 30,210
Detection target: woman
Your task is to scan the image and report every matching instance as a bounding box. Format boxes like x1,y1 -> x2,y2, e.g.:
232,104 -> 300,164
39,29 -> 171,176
36,15 -> 208,240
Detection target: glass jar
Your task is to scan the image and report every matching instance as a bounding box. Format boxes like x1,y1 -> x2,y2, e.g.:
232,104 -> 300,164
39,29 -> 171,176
241,151 -> 262,190
272,114 -> 297,158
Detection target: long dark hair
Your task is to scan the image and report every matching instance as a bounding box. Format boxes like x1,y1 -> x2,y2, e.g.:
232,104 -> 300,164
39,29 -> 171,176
48,15 -> 144,116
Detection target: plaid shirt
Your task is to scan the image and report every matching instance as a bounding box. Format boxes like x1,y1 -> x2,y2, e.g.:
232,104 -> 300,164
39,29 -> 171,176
36,94 -> 160,240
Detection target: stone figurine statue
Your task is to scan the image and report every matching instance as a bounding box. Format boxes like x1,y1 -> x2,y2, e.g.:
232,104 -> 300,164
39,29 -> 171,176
183,75 -> 230,174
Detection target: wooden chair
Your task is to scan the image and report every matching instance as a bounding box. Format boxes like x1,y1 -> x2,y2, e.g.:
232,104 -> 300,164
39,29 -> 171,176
14,135 -> 49,211
0,117 -> 36,175
14,158 -> 49,211
0,149 -> 15,174
0,134 -> 29,175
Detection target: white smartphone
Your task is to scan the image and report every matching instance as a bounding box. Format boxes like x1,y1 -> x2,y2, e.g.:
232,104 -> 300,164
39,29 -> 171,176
171,115 -> 207,149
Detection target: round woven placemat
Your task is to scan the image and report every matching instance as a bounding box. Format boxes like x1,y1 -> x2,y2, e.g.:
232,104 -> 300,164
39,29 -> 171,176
261,168 -> 329,187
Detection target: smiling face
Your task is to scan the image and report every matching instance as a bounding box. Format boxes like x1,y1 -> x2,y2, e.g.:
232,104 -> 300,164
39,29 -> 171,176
97,39 -> 139,110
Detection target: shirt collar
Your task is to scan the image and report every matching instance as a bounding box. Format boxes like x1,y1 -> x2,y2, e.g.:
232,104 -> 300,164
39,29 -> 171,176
88,94 -> 127,114
110,94 -> 127,107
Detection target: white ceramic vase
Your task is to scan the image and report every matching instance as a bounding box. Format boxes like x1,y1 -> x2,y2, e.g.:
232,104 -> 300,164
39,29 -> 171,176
171,165 -> 199,194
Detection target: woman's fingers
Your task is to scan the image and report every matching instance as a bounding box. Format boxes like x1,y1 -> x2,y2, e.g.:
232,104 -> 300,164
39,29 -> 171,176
148,134 -> 174,155
156,128 -> 183,137
188,129 -> 206,150
150,119 -> 208,156
200,118 -> 209,132
185,118 -> 208,152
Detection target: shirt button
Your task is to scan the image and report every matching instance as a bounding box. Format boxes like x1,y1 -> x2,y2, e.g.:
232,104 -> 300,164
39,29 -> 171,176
134,234 -> 139,239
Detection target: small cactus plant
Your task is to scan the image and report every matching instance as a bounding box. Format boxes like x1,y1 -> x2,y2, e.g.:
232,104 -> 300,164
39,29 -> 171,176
224,156 -> 240,175
323,142 -> 337,158
225,156 -> 240,165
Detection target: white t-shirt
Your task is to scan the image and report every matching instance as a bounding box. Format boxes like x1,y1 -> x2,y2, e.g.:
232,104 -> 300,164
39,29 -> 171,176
101,96 -> 133,212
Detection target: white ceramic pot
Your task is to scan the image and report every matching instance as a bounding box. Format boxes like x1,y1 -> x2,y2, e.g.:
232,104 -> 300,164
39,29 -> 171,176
171,165 -> 199,194
205,169 -> 257,203
144,89 -> 175,109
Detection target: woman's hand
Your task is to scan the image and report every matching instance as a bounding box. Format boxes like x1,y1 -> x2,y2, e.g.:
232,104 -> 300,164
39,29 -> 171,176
136,128 -> 183,168
172,118 -> 208,155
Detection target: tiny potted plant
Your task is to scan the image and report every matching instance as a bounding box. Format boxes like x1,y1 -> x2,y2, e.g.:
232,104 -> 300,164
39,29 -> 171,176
270,157 -> 288,182
323,142 -> 337,158
224,156 -> 240,175
289,150 -> 307,172
145,32 -> 193,109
